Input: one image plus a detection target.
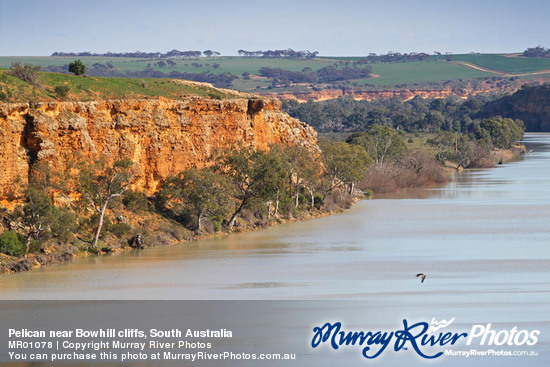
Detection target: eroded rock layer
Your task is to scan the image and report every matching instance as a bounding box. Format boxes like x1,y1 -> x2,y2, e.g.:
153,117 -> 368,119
263,88 -> 496,102
0,97 -> 318,203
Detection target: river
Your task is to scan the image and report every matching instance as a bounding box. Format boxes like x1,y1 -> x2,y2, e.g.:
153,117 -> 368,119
1,133 -> 549,366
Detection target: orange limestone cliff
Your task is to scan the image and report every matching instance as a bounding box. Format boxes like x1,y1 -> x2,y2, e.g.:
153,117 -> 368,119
262,88 -> 496,102
0,97 -> 318,202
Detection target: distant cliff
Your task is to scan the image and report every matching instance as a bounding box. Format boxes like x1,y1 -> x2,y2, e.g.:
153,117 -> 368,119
0,97 -> 318,204
479,84 -> 550,131
261,87 -> 497,102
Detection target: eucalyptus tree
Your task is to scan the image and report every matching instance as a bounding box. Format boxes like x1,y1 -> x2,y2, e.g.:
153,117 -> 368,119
319,141 -> 372,197
215,146 -> 286,227
346,125 -> 405,165
78,158 -> 137,249
159,168 -> 233,232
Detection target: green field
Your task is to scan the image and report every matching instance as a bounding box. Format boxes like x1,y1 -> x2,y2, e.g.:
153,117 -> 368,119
447,54 -> 550,73
1,53 -> 549,94
361,61 -> 492,85
299,53 -> 550,74
0,56 -> 337,75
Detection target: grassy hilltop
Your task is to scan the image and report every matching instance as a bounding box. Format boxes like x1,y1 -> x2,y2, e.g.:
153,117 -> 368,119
0,68 -> 243,103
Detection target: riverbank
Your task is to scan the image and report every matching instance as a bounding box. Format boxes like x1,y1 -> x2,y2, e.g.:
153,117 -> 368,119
0,193 -> 354,274
358,143 -> 524,195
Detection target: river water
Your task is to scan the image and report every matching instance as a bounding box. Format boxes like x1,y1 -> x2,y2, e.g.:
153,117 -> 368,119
1,133 -> 549,366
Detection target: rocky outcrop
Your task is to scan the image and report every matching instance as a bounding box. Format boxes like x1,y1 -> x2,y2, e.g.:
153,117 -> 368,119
261,88 -> 496,102
0,97 -> 318,204
478,84 -> 550,131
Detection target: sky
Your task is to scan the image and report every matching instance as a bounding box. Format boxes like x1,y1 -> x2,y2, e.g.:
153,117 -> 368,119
1,0 -> 549,56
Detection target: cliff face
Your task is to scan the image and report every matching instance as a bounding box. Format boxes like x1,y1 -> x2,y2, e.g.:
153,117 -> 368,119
261,88 -> 496,102
479,84 -> 550,131
0,97 -> 318,203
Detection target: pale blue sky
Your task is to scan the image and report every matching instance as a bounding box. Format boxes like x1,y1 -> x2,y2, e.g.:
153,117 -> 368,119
0,0 -> 549,56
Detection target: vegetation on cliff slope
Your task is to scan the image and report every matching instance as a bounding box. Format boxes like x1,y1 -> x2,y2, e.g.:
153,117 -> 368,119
0,142 -> 367,273
282,93 -> 495,132
282,87 -> 539,135
0,66 -> 242,103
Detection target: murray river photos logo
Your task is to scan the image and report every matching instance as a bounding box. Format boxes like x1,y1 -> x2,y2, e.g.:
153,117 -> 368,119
311,318 -> 540,359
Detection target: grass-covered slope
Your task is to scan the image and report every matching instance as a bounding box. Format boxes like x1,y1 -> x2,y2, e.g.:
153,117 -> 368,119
449,54 -> 550,73
0,69 -> 245,103
361,61 -> 491,85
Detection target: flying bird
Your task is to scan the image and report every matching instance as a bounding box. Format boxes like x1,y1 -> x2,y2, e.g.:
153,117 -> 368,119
416,273 -> 427,283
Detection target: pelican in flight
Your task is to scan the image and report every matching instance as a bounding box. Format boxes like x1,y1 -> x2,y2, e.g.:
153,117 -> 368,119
416,273 -> 427,283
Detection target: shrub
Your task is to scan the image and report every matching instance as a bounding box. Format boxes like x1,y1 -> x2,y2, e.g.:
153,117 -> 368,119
81,213 -> 111,233
298,193 -> 307,206
107,222 -> 133,238
51,208 -> 78,243
207,92 -> 222,100
28,239 -> 41,254
0,90 -> 7,102
0,231 -> 25,257
158,222 -> 190,241
54,85 -> 70,98
359,151 -> 448,193
201,219 -> 216,233
122,190 -> 149,212
8,62 -> 41,85
313,193 -> 324,209
319,194 -> 342,212
213,219 -> 222,232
